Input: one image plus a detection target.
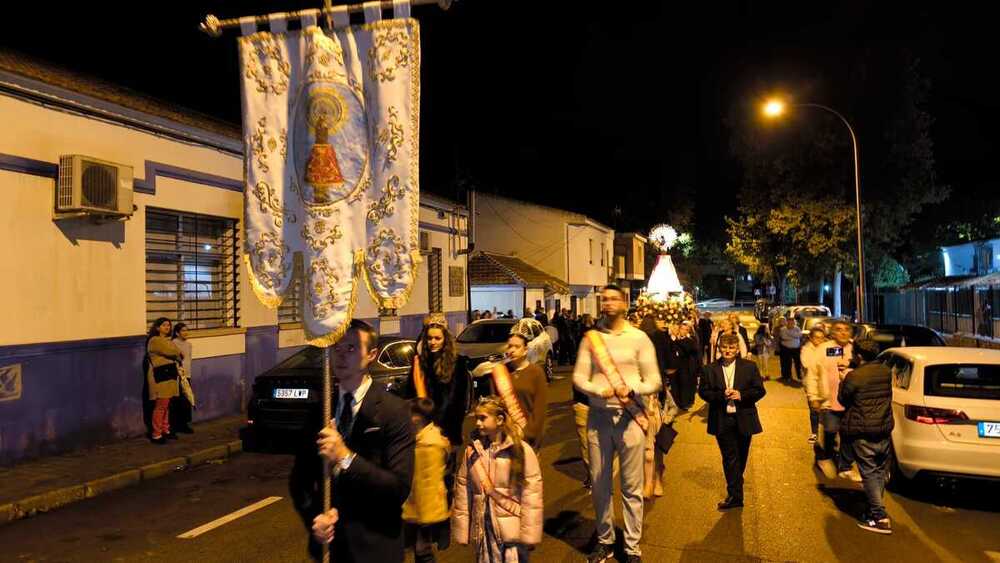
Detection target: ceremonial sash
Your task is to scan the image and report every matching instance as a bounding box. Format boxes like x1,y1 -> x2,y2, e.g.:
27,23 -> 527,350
585,330 -> 650,432
469,440 -> 522,517
490,362 -> 528,432
412,357 -> 428,399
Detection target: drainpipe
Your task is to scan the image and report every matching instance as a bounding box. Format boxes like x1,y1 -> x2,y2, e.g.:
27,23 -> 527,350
457,190 -> 476,324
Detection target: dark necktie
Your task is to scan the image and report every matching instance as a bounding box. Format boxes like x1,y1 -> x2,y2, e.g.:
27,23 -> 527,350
338,392 -> 354,438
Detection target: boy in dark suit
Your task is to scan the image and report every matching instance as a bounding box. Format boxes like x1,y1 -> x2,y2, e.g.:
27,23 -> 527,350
699,333 -> 766,510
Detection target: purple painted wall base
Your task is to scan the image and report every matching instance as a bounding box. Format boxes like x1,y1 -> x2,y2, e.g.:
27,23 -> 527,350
0,312 -> 465,466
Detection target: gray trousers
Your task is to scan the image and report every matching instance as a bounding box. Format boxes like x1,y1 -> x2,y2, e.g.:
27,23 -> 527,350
588,407 -> 645,556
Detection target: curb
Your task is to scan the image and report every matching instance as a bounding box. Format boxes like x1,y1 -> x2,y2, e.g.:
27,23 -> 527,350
0,441 -> 244,526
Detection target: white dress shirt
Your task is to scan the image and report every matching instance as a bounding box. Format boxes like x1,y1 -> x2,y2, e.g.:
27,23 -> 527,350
722,360 -> 737,414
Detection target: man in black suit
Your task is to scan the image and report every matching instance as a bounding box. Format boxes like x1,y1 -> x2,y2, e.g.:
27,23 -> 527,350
290,320 -> 416,562
699,333 -> 766,510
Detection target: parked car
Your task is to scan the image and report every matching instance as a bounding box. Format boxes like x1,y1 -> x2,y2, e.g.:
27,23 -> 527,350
880,347 -> 1000,486
457,318 -> 553,398
244,336 -> 417,446
770,305 -> 832,335
854,324 -> 947,362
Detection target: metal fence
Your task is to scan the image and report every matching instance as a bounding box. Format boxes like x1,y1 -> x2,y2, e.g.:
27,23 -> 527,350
883,285 -> 999,338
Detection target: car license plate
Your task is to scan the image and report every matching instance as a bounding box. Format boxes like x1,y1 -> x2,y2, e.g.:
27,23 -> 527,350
980,421 -> 1000,438
273,388 -> 309,400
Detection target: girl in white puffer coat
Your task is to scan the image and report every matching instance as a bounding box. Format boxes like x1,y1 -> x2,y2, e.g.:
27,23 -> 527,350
452,397 -> 543,562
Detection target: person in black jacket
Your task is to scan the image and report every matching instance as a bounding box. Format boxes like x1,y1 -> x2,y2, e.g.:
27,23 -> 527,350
699,334 -> 766,510
290,320 -> 416,562
838,357 -> 894,535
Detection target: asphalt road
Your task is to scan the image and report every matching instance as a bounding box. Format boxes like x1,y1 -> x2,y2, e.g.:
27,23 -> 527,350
3,365 -> 999,563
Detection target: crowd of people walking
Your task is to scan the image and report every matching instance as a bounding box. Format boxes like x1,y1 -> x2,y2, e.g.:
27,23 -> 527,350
142,295 -> 897,563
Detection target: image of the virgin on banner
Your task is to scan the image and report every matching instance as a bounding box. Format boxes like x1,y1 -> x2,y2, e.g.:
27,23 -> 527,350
239,2 -> 420,346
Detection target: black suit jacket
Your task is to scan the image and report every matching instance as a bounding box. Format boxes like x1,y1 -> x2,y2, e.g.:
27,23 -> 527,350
290,382 -> 416,563
698,358 -> 766,436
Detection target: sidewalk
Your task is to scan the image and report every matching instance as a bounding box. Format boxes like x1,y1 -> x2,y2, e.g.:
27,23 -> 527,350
0,415 -> 245,526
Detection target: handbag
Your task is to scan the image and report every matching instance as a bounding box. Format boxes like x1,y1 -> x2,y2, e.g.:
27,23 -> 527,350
152,362 -> 179,383
654,424 -> 678,455
180,371 -> 196,407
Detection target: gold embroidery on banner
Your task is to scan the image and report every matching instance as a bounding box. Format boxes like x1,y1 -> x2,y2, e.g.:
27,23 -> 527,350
308,257 -> 341,320
304,250 -> 364,348
366,228 -> 407,296
306,29 -> 346,82
366,176 -> 405,224
248,232 -> 292,306
243,33 -> 291,96
302,220 -> 344,252
359,19 -> 423,310
252,181 -> 297,227
366,24 -> 414,83
349,176 -> 370,205
377,106 -> 404,169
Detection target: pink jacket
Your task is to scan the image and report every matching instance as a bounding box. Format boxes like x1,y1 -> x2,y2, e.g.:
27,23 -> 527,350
451,436 -> 543,547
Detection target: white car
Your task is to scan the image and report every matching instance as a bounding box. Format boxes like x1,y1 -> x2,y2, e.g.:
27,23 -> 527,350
880,347 -> 1000,484
457,319 -> 554,392
696,298 -> 735,309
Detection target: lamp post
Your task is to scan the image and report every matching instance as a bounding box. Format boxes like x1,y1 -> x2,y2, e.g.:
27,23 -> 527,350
762,99 -> 866,322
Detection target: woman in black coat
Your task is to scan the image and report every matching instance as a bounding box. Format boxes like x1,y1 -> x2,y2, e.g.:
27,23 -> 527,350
671,322 -> 701,410
409,322 -> 471,446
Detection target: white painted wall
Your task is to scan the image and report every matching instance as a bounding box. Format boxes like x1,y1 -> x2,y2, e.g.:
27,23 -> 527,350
475,194 -> 568,281
567,223 -> 614,287
471,285 -> 523,317
0,91 -> 469,352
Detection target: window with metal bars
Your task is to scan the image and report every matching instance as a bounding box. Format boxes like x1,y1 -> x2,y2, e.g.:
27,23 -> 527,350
428,248 -> 443,313
146,208 -> 240,330
278,277 -> 303,324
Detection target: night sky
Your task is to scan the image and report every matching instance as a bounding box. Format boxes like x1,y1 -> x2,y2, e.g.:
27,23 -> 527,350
2,2 -> 997,246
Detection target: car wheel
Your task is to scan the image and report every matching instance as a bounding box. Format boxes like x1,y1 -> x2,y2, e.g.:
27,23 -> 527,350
544,352 -> 554,382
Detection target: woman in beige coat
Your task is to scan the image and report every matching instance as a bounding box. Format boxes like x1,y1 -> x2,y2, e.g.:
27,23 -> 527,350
452,397 -> 543,563
147,317 -> 182,444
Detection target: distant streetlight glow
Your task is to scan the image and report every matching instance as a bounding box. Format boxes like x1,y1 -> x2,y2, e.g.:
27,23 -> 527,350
763,99 -> 786,118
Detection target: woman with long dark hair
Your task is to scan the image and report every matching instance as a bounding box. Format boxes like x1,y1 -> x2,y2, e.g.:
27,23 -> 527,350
146,318 -> 182,444
410,321 -> 471,446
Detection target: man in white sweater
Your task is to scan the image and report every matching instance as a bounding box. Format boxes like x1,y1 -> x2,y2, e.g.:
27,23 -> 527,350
574,285 -> 662,563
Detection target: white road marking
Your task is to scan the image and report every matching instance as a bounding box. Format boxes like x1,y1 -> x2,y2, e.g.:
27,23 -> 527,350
177,496 -> 283,539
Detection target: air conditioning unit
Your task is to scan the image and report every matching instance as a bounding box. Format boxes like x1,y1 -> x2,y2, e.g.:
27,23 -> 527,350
55,155 -> 134,220
419,230 -> 430,253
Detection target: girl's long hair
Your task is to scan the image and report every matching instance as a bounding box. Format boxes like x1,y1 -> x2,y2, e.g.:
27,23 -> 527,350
419,324 -> 457,383
471,396 -> 526,491
148,317 -> 171,342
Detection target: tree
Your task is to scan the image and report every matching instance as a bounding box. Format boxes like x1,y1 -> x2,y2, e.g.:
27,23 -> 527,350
874,257 -> 910,289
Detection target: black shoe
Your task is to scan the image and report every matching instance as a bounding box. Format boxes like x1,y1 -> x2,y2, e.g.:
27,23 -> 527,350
175,426 -> 194,434
625,555 -> 642,563
151,436 -> 168,445
857,516 -> 892,535
165,433 -> 179,440
587,542 -> 614,563
717,497 -> 744,510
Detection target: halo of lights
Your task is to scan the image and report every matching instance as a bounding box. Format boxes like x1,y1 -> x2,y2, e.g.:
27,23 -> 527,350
648,224 -> 679,252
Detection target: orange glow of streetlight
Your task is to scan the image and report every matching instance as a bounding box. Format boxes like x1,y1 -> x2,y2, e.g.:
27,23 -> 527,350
762,99 -> 786,118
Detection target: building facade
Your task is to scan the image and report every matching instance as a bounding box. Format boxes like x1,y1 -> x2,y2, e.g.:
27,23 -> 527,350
474,193 -> 614,317
0,56 -> 467,464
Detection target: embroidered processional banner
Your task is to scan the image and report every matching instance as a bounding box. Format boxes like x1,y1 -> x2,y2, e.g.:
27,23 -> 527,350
238,3 -> 420,346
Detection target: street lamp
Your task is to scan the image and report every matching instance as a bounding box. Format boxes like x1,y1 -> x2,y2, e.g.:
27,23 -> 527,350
762,97 -> 867,322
